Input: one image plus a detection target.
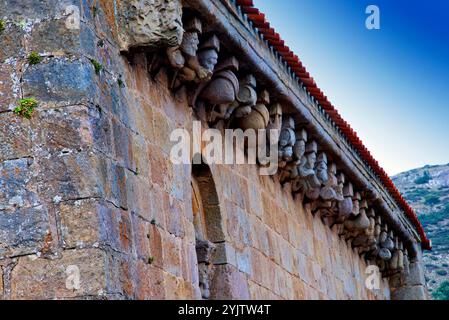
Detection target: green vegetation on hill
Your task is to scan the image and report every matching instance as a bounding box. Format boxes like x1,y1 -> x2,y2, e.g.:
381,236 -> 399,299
432,281 -> 449,300
393,164 -> 449,299
415,170 -> 432,185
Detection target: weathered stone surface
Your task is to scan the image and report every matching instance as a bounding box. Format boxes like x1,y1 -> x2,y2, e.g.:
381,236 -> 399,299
28,19 -> 96,57
58,199 -> 102,248
0,62 -> 20,112
136,260 -> 166,299
22,59 -> 96,107
0,205 -> 49,258
35,151 -> 105,202
1,0 -> 78,20
118,0 -> 183,51
0,23 -> 25,61
210,264 -> 250,300
405,261 -> 426,287
10,248 -> 107,299
0,115 -> 32,161
33,105 -> 99,154
0,158 -> 39,212
391,285 -> 427,300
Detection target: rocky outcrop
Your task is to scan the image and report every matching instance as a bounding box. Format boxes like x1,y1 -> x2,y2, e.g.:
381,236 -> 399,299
393,164 -> 449,298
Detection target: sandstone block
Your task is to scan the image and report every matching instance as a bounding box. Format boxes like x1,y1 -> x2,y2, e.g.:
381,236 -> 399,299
0,23 -> 25,61
23,59 -> 96,107
248,182 -> 263,218
0,62 -> 19,112
162,232 -> 182,278
236,247 -> 252,275
28,19 -> 96,57
148,224 -> 164,269
0,158 -> 39,212
0,111 -> 32,161
391,285 -> 427,300
36,151 -> 105,202
212,242 -> 236,266
210,264 -> 250,300
131,214 -> 150,260
0,205 -> 49,258
136,260 -> 165,300
10,248 -> 107,299
59,199 -> 101,248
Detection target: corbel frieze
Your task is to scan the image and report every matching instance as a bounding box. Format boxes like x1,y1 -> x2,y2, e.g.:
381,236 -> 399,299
121,3 -> 413,279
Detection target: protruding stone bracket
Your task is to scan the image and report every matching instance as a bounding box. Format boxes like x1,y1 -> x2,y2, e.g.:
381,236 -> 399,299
118,0 -> 184,52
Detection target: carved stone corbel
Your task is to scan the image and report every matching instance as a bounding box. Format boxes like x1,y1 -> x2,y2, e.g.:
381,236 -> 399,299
235,90 -> 271,131
320,162 -> 341,201
352,208 -> 377,255
190,35 -> 221,109
365,215 -> 383,262
337,178 -> 354,218
119,0 -> 184,52
278,117 -> 296,167
229,75 -> 258,119
388,237 -> 405,274
196,239 -> 217,300
280,128 -> 307,185
402,246 -> 410,276
291,141 -> 320,197
198,57 -> 240,124
166,17 -> 207,89
267,103 -> 283,134
305,150 -> 328,202
377,225 -> 394,273
341,194 -> 370,242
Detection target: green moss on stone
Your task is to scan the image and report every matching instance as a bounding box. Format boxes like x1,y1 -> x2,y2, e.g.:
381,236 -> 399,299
0,20 -> 5,34
14,98 -> 38,119
28,52 -> 43,65
118,76 -> 125,88
90,59 -> 103,75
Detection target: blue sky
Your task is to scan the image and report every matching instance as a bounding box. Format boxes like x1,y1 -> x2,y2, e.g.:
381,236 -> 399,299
253,0 -> 449,175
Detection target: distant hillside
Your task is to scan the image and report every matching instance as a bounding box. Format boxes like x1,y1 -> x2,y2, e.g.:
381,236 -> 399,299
392,164 -> 449,299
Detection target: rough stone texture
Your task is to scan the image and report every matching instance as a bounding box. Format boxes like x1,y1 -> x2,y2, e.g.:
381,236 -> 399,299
0,0 -> 420,300
10,249 -> 107,300
118,0 -> 184,51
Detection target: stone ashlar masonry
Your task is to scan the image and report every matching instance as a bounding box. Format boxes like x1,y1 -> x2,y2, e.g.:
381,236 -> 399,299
0,0 -> 427,299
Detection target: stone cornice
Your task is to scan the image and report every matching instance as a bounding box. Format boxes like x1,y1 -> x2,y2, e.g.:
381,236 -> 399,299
119,0 -> 427,276
186,0 -> 426,251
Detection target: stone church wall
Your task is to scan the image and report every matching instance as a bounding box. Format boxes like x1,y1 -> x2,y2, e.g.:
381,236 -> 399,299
0,0 -> 423,300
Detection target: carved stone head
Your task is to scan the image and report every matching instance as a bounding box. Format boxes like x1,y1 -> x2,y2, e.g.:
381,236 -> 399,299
293,129 -> 307,160
180,17 -> 202,56
305,151 -> 317,171
304,141 -> 318,170
316,153 -> 328,183
268,103 -> 283,131
198,35 -> 220,72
